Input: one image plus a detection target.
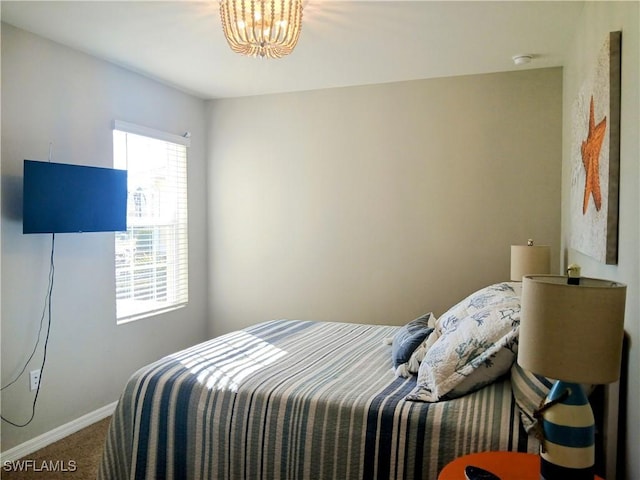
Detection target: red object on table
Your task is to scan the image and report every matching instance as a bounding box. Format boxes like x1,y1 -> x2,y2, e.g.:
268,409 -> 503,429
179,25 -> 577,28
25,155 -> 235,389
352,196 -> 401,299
438,452 -> 605,480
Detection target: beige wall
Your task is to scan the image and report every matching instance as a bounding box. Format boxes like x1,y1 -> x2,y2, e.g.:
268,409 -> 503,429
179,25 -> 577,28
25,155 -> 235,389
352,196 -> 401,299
206,68 -> 563,336
1,25 -> 210,451
561,2 -> 639,478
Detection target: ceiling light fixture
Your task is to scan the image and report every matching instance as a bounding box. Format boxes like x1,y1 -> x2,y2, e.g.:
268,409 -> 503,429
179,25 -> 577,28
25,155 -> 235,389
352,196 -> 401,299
220,0 -> 303,59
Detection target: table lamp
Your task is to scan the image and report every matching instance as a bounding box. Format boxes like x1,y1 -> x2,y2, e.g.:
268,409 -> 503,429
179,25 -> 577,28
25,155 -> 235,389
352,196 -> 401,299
518,274 -> 626,480
511,239 -> 551,281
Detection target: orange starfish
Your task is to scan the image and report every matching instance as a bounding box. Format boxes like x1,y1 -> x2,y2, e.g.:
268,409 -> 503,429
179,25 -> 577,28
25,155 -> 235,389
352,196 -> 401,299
581,95 -> 607,214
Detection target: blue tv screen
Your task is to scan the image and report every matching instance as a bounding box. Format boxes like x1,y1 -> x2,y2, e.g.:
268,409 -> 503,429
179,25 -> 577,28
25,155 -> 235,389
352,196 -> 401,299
23,160 -> 128,234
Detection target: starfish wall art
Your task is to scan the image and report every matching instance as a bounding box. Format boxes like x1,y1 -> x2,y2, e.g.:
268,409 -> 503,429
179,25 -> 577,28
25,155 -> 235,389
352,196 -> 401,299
569,31 -> 621,265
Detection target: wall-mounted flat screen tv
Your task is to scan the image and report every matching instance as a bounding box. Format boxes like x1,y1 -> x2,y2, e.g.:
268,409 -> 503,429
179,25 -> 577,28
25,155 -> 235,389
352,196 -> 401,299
23,160 -> 128,234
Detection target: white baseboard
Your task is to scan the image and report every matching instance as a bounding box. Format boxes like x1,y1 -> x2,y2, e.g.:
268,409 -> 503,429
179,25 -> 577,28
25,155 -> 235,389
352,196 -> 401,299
0,401 -> 118,463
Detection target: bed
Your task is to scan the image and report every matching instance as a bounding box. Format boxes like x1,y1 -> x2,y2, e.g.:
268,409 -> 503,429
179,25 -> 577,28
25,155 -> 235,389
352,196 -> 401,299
98,283 -> 545,480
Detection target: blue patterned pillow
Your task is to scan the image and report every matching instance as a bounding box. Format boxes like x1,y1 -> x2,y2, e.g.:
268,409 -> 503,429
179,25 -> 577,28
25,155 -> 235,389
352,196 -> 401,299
406,282 -> 521,402
391,313 -> 434,370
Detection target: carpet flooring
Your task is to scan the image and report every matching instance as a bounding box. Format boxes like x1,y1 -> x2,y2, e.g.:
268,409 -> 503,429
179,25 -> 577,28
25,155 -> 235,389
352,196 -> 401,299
2,417 -> 111,480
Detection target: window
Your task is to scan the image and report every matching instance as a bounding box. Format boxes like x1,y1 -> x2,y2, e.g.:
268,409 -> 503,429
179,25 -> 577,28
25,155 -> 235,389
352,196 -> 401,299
113,121 -> 189,323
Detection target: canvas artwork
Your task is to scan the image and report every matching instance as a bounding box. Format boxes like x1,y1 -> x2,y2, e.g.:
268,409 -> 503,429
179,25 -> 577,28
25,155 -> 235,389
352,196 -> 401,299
569,31 -> 622,265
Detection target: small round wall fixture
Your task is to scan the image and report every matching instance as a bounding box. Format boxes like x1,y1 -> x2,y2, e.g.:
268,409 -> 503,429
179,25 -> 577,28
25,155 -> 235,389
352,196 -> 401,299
512,54 -> 533,66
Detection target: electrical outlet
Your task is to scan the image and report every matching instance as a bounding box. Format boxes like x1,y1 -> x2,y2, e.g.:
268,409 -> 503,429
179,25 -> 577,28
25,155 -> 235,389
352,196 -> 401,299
29,369 -> 41,391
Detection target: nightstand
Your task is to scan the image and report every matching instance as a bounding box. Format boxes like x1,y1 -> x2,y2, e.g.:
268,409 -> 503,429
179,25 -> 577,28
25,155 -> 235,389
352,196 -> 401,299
438,452 -> 605,480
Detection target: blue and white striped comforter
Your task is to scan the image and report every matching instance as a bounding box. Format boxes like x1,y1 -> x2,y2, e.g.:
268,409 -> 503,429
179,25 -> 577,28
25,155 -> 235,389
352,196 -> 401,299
98,320 -> 537,479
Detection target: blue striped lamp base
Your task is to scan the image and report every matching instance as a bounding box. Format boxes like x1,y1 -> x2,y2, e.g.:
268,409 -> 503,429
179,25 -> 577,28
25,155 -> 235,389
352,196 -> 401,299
540,381 -> 595,480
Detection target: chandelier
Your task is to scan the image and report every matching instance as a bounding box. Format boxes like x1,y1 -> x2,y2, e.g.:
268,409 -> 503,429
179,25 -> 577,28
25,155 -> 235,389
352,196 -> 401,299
219,0 -> 303,59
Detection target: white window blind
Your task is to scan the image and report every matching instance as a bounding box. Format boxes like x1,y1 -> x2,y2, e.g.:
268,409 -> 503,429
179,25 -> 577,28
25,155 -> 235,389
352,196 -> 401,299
113,121 -> 189,323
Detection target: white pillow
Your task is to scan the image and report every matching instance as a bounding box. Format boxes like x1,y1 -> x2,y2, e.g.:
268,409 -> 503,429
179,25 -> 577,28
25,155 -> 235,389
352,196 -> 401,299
406,282 -> 521,402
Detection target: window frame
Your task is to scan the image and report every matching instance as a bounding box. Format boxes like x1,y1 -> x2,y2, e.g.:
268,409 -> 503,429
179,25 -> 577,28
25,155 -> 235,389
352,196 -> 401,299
113,120 -> 190,324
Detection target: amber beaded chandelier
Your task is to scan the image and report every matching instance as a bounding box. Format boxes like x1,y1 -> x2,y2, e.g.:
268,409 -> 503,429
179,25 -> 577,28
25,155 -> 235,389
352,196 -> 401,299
219,0 -> 303,59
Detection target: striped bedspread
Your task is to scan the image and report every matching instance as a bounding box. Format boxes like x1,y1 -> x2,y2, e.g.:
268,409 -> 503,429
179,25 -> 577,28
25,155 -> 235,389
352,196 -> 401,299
98,320 -> 537,480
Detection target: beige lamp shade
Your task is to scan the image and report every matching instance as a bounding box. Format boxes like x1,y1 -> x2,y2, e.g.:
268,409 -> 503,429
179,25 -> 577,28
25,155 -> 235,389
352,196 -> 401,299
510,244 -> 550,281
518,275 -> 626,384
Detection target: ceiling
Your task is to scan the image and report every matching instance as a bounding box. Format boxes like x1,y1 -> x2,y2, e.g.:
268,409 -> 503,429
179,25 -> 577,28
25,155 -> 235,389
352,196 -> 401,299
1,1 -> 584,100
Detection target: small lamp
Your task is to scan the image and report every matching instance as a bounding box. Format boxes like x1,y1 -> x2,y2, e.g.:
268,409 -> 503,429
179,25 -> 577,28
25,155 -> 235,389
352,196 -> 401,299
511,239 -> 551,281
518,274 -> 626,480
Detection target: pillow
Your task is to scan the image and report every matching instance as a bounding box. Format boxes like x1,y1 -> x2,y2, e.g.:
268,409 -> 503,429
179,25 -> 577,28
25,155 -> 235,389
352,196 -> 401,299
510,362 -> 554,432
510,362 -> 595,433
406,282 -> 521,402
391,313 -> 434,376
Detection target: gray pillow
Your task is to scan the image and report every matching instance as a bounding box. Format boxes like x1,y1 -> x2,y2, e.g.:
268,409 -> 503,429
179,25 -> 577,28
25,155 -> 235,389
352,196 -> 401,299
392,313 -> 434,368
